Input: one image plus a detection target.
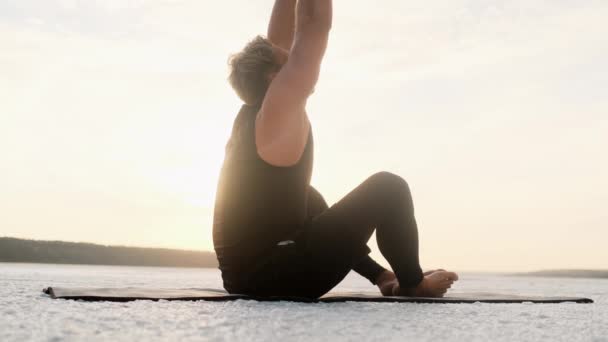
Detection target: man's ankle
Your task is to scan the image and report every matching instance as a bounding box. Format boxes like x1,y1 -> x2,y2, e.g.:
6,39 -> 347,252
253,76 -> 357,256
374,270 -> 395,286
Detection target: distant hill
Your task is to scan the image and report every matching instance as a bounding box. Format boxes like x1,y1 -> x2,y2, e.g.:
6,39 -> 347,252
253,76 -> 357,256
515,270 -> 608,279
0,237 -> 218,268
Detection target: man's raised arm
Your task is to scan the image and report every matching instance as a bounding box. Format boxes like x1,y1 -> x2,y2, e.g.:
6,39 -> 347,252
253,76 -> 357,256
262,0 -> 333,113
290,0 -> 333,91
267,0 -> 297,51
257,0 -> 333,167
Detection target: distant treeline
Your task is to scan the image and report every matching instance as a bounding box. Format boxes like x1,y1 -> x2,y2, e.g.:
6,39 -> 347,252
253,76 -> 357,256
0,237 -> 218,268
517,270 -> 608,279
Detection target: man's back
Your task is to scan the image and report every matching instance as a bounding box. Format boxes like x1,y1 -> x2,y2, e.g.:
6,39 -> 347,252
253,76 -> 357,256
212,104 -> 314,293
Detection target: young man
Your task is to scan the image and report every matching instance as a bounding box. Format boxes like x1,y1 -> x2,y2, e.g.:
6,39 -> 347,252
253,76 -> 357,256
213,0 -> 458,299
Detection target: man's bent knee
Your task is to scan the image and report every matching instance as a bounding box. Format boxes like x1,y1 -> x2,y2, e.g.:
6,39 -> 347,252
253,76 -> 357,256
369,172 -> 410,193
367,172 -> 413,210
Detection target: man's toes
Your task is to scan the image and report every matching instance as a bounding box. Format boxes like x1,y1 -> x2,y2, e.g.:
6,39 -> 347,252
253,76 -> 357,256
431,271 -> 453,280
438,282 -> 452,290
441,271 -> 459,281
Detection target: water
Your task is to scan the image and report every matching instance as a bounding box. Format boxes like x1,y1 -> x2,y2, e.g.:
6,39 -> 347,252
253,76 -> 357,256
1,263 -> 606,342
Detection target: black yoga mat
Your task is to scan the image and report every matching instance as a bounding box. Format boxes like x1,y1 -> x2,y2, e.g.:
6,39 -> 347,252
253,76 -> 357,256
43,287 -> 593,304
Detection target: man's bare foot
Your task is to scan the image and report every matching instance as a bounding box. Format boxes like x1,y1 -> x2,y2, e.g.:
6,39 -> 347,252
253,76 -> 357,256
394,270 -> 459,298
376,269 -> 458,297
375,270 -> 398,296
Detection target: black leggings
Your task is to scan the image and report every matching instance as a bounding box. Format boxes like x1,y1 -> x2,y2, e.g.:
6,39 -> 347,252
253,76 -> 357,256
251,172 -> 424,298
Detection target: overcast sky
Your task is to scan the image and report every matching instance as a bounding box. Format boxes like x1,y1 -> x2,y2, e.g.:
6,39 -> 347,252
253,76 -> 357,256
1,0 -> 607,271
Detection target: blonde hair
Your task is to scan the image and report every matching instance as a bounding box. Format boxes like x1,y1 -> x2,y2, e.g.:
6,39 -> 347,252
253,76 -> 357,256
228,36 -> 279,106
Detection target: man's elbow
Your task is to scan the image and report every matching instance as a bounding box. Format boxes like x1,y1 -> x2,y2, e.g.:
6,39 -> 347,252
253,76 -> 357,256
315,0 -> 333,28
310,10 -> 332,32
299,0 -> 332,32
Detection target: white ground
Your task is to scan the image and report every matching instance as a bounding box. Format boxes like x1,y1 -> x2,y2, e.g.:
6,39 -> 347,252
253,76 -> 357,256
1,263 -> 606,342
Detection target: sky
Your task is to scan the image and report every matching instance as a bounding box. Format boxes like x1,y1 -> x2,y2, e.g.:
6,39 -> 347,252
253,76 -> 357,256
1,0 -> 607,272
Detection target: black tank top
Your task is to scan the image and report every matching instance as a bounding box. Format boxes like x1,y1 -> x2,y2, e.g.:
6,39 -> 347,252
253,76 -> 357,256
213,104 -> 314,291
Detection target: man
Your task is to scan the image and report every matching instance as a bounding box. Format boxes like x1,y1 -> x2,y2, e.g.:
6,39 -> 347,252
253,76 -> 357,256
213,0 -> 458,299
